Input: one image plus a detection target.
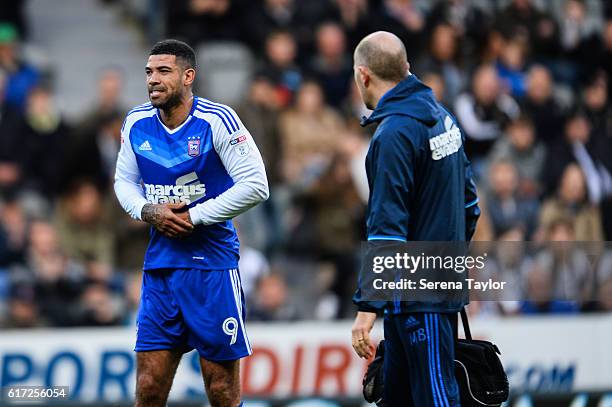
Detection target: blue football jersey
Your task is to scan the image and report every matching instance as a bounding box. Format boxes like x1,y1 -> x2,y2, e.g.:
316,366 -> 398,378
114,96 -> 268,271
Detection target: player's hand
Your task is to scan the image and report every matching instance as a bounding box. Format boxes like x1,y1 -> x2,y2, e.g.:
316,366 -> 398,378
141,203 -> 194,238
352,311 -> 377,359
168,202 -> 194,227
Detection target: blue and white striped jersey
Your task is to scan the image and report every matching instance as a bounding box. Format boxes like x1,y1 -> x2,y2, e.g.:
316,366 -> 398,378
114,96 -> 269,270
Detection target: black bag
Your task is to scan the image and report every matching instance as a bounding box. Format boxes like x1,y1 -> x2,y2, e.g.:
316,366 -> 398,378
455,308 -> 509,406
363,340 -> 386,406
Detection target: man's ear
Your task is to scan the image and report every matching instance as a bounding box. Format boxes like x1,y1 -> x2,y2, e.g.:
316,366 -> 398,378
358,66 -> 370,87
184,68 -> 196,87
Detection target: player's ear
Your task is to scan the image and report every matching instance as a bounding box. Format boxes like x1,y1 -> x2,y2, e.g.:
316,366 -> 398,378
183,67 -> 196,87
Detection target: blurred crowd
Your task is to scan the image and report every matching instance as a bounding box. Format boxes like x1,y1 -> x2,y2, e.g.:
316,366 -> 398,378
0,0 -> 611,328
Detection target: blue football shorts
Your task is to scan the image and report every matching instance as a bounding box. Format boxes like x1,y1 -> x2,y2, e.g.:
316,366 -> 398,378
135,268 -> 252,361
383,312 -> 461,407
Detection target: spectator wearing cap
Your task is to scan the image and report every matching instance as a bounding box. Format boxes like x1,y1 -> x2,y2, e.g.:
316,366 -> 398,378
0,23 -> 40,111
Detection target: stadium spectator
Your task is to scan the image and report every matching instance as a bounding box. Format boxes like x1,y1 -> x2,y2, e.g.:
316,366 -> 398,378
260,30 -> 303,107
77,67 -> 126,136
278,80 -> 344,187
519,262 -> 580,314
26,220 -> 84,326
0,69 -> 25,197
521,64 -> 566,146
416,23 -> 464,103
0,23 -> 40,111
237,74 -> 282,185
426,0 -> 490,62
495,36 -> 528,98
5,283 -> 39,328
75,282 -> 125,326
309,22 -> 353,108
542,112 -> 610,202
597,19 -> 612,96
330,0 -> 371,51
295,149 -> 364,316
538,163 -> 604,242
532,217 -> 595,309
164,0 -> 249,46
495,0 -> 560,60
54,179 -> 114,265
372,0 -> 426,61
20,86 -> 70,203
238,241 -> 270,303
558,0 -> 602,73
62,111 -> 123,192
245,0 -> 337,55
0,199 -> 27,267
488,115 -> 546,197
0,2 -> 27,39
249,274 -> 301,321
485,160 -> 539,239
454,64 -> 520,169
593,276 -> 612,312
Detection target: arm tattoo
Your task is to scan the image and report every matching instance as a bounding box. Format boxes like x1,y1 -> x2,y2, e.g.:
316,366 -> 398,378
141,203 -> 164,227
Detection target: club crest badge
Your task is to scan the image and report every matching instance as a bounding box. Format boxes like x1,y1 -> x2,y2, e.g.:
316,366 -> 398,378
188,136 -> 201,157
229,135 -> 250,157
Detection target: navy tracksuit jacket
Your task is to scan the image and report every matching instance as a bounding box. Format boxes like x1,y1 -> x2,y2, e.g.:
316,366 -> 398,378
354,74 -> 480,406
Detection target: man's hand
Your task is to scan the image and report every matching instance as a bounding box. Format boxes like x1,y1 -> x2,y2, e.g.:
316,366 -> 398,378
352,311 -> 377,359
141,203 -> 194,238
169,202 -> 193,226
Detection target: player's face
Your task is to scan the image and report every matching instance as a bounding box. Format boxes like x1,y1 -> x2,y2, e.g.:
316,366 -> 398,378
145,54 -> 185,109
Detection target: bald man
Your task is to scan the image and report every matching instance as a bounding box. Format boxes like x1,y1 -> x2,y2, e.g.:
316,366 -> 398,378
350,32 -> 480,407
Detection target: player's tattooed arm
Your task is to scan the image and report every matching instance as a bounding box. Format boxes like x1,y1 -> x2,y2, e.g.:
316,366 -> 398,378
141,203 -> 194,238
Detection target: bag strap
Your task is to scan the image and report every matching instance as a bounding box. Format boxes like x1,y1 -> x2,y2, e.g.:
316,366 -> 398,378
460,307 -> 472,340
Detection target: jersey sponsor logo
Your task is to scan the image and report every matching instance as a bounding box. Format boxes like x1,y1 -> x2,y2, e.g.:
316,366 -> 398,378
138,140 -> 152,151
230,135 -> 250,157
144,172 -> 206,204
429,116 -> 462,161
187,136 -> 201,157
230,135 -> 247,146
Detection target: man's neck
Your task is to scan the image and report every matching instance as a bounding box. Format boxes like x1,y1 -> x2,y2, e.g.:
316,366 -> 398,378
159,94 -> 194,130
371,81 -> 399,109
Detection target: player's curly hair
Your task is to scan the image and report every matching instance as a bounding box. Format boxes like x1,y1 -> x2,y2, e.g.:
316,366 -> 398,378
149,39 -> 196,70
